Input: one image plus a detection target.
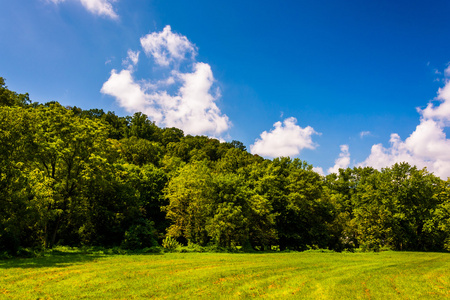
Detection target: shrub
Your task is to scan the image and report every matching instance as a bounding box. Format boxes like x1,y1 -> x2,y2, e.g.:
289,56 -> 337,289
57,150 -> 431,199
162,236 -> 181,252
121,219 -> 157,250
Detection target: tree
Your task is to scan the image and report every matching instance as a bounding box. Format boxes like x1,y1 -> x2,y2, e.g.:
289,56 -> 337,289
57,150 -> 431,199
163,161 -> 213,245
30,103 -> 109,247
255,158 -> 331,250
206,173 -> 276,249
424,179 -> 450,251
123,163 -> 169,238
0,106 -> 39,253
161,127 -> 184,146
350,163 -> 443,251
0,77 -> 30,107
103,111 -> 129,140
118,137 -> 164,166
127,112 -> 161,142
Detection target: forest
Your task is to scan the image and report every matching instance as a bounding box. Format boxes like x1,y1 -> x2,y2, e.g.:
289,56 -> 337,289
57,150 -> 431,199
1,76 -> 450,256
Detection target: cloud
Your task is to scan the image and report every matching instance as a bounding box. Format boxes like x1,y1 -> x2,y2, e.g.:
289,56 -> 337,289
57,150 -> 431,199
101,69 -> 155,118
360,120 -> 450,178
101,26 -> 230,137
250,117 -> 319,158
122,50 -> 140,69
313,166 -> 325,176
445,65 -> 450,77
360,131 -> 371,138
360,79 -> 450,179
327,145 -> 351,174
420,78 -> 450,125
140,25 -> 197,67
162,63 -> 230,135
80,0 -> 118,19
48,0 -> 118,19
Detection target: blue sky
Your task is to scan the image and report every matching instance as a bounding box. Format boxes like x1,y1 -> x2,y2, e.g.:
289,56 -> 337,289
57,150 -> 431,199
2,0 -> 450,178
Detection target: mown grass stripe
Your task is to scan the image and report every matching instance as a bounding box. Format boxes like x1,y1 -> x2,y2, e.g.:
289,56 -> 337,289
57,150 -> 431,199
1,251 -> 450,299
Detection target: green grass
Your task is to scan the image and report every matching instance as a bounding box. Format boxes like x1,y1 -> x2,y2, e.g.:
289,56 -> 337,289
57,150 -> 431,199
1,251 -> 450,299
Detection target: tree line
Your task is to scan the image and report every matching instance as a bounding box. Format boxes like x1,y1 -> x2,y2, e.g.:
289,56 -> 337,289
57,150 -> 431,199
1,77 -> 450,255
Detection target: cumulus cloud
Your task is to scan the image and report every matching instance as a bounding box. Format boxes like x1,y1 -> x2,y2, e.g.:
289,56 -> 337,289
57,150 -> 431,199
162,63 -> 230,135
360,79 -> 450,179
101,26 -> 230,137
360,120 -> 450,179
313,166 -> 325,176
101,69 -> 154,118
250,117 -> 319,158
140,25 -> 197,67
48,0 -> 118,19
420,79 -> 450,124
328,145 -> 351,174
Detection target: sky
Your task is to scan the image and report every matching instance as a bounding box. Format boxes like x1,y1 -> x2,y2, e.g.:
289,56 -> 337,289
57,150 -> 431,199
2,0 -> 450,178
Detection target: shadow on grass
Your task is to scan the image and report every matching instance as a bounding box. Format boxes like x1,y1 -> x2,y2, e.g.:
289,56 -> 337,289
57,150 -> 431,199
0,249 -> 164,269
0,253 -> 106,269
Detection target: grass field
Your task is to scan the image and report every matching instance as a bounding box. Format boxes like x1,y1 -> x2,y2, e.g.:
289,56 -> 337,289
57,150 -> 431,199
1,250 -> 450,299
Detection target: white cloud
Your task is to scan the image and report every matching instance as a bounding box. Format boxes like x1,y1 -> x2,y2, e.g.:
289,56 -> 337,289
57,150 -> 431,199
420,79 -> 450,124
360,79 -> 450,179
360,131 -> 371,138
101,69 -> 159,120
122,50 -> 140,69
80,0 -> 118,19
48,0 -> 118,19
250,117 -> 318,158
328,145 -> 351,174
140,25 -> 197,67
161,63 -> 230,135
313,166 -> 325,176
101,27 -> 230,137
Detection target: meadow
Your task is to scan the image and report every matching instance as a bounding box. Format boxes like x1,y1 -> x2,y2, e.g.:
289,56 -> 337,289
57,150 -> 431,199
1,250 -> 450,299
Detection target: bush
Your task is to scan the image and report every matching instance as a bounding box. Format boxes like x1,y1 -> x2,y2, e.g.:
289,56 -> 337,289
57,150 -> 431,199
176,243 -> 208,253
0,229 -> 20,255
141,246 -> 163,254
0,251 -> 12,260
121,219 -> 157,250
162,236 -> 181,252
15,247 -> 36,258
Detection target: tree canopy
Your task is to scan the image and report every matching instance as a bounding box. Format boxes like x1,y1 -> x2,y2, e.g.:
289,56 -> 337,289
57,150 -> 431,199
1,77 -> 450,255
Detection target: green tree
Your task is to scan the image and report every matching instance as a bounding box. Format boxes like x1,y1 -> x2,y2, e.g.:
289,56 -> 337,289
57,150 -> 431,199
0,77 -> 30,107
30,103 -> 109,247
424,179 -> 450,250
206,173 -> 276,249
118,137 -> 164,166
256,158 -> 331,250
0,106 -> 38,253
351,163 -> 443,251
127,112 -> 161,142
163,161 -> 213,245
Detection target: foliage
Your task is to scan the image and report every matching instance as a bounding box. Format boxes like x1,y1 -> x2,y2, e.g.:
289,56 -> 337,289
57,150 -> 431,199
161,236 -> 181,252
0,77 -> 30,107
1,77 -> 450,254
121,219 -> 158,250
